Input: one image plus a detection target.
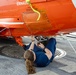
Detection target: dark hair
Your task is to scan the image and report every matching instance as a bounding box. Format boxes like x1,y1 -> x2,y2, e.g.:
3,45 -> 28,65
24,50 -> 36,74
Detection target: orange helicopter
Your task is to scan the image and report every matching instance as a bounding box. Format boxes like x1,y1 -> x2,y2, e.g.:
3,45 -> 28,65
0,0 -> 76,46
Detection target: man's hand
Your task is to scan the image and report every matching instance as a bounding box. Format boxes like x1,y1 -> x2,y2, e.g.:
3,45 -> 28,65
37,43 -> 45,49
31,36 -> 35,41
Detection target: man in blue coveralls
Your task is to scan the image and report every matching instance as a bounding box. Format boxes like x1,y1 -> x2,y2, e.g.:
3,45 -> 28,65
23,36 -> 56,74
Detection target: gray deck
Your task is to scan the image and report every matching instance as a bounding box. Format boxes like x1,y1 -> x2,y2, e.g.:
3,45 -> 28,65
0,36 -> 76,75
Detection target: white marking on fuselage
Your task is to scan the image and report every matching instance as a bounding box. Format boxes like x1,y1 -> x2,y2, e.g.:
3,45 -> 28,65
72,0 -> 76,8
16,1 -> 28,6
0,22 -> 24,25
0,18 -> 24,25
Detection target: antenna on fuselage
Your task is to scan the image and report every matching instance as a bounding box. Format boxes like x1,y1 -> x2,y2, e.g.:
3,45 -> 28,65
26,0 -> 41,21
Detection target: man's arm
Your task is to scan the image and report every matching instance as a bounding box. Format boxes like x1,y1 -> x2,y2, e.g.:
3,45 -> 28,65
38,43 -> 52,60
44,48 -> 52,60
29,41 -> 35,50
29,36 -> 35,50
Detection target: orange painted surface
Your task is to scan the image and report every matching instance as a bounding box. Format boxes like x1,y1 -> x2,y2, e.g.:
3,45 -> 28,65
0,0 -> 76,37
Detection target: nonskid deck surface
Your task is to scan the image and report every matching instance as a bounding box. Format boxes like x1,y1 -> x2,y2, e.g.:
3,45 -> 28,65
0,36 -> 76,75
